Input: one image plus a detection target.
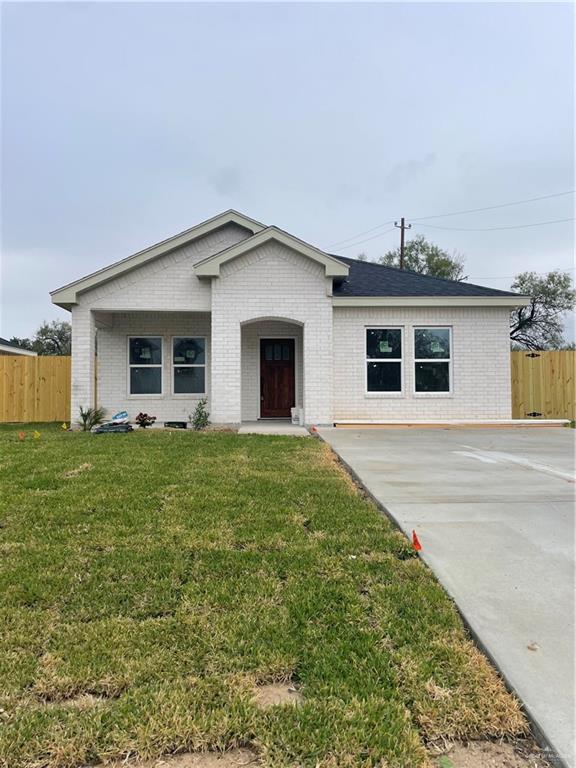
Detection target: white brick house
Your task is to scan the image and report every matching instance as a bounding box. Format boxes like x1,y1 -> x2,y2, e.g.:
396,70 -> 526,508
50,210 -> 528,426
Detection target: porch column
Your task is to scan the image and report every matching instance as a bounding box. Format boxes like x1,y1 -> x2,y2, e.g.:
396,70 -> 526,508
303,318 -> 333,425
70,305 -> 96,424
210,318 -> 242,424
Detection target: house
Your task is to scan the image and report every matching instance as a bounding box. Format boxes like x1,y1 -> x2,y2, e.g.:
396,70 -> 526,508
50,210 -> 528,425
0,337 -> 37,356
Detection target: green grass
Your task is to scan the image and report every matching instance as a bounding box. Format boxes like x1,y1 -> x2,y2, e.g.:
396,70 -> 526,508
0,425 -> 526,767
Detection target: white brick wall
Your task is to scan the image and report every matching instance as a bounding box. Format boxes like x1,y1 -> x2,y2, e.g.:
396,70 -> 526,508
332,306 -> 512,420
211,241 -> 333,424
95,312 -> 211,424
78,224 -> 250,312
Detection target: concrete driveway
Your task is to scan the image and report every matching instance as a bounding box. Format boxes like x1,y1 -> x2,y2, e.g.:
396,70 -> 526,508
318,427 -> 575,768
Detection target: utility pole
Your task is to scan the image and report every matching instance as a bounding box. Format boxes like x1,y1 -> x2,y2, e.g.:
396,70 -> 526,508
394,218 -> 412,269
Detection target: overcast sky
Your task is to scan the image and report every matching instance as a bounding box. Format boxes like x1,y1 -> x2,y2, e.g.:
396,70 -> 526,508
1,1 -> 574,338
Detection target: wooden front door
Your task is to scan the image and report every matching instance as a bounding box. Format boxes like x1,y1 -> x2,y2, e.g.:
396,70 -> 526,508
260,339 -> 295,418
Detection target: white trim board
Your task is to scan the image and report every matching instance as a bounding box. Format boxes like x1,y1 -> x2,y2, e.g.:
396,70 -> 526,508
332,296 -> 530,308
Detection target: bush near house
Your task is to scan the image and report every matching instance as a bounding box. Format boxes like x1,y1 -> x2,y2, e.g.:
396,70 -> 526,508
0,426 -> 526,767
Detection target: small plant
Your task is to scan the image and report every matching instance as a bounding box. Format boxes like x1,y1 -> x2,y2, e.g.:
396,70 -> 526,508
78,406 -> 106,432
190,398 -> 210,431
135,412 -> 156,429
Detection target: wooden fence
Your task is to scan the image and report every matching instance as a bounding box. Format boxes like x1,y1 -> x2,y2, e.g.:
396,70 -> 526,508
0,352 -> 574,423
0,355 -> 71,423
511,350 -> 575,420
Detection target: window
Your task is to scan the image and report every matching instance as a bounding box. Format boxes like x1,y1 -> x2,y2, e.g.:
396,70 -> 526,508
414,327 -> 451,392
366,328 -> 402,392
173,337 -> 206,394
129,337 -> 162,394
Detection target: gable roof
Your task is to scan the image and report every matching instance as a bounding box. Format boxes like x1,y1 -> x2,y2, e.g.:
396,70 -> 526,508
0,337 -> 37,356
194,226 -> 349,278
51,210 -> 265,308
332,256 -> 521,298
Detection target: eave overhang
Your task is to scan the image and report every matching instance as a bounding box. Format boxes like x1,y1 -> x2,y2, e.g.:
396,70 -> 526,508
332,295 -> 531,307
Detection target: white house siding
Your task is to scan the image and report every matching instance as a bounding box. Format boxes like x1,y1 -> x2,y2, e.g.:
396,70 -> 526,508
96,312 -> 211,423
332,306 -> 511,420
69,223 -> 250,420
210,241 -> 334,424
241,320 -> 304,421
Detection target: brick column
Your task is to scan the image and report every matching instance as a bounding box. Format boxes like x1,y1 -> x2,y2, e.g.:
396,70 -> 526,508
210,316 -> 242,424
70,306 -> 96,424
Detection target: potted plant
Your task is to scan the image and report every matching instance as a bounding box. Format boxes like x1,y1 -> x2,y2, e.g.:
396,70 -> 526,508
135,413 -> 156,429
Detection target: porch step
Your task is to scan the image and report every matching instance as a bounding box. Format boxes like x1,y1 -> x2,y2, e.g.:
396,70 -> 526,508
238,421 -> 310,437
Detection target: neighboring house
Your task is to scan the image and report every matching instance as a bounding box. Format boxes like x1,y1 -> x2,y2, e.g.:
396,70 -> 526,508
50,210 -> 528,425
0,337 -> 37,357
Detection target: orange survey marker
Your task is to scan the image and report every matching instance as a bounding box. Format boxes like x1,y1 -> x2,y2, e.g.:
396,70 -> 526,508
412,530 -> 422,551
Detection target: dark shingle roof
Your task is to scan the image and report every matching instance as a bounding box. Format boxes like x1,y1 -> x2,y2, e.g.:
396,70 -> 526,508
331,256 -> 519,298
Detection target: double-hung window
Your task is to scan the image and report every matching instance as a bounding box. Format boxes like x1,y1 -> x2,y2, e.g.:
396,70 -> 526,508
129,337 -> 162,394
366,328 -> 402,392
414,327 -> 451,392
173,337 -> 206,394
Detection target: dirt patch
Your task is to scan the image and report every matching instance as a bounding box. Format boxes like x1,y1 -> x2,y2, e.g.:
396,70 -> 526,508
62,462 -> 93,478
251,683 -> 303,709
433,739 -> 551,768
107,749 -> 259,767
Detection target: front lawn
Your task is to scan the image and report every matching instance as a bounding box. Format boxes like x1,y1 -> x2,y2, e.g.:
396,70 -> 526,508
0,426 -> 526,767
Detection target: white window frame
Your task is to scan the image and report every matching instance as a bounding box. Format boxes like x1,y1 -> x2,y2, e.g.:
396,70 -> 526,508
171,336 -> 207,397
413,326 -> 453,396
365,326 -> 404,397
127,336 -> 163,397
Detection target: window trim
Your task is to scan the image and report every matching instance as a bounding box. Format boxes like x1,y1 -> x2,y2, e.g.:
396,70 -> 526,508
127,336 -> 163,397
171,335 -> 207,397
413,326 -> 453,396
364,326 -> 404,397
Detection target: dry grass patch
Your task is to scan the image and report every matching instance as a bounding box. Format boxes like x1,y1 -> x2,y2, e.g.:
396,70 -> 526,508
251,684 -> 303,710
61,461 -> 93,478
107,748 -> 260,767
431,739 -> 550,768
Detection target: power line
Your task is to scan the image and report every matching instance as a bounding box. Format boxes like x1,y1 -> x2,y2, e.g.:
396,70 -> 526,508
410,190 -> 575,222
468,267 -> 575,280
335,227 -> 397,251
326,189 -> 575,249
413,217 -> 575,232
328,221 -> 395,248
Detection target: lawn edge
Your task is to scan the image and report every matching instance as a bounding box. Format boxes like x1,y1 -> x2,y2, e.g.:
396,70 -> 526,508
312,432 -> 567,768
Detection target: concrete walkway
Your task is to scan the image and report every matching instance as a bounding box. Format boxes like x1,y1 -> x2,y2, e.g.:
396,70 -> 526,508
318,426 -> 575,768
238,421 -> 309,436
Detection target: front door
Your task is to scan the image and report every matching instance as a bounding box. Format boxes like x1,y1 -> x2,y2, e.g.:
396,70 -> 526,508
260,339 -> 295,418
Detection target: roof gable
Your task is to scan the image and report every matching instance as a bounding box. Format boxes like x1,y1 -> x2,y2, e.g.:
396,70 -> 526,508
51,210 -> 265,308
194,227 -> 349,278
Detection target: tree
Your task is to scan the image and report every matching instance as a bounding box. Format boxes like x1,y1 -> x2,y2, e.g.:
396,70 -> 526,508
510,271 -> 575,350
8,336 -> 34,351
379,234 -> 466,281
10,320 -> 71,356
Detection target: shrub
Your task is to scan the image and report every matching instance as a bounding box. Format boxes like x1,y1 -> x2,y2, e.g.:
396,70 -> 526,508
135,413 -> 156,429
190,399 -> 210,431
78,406 -> 107,432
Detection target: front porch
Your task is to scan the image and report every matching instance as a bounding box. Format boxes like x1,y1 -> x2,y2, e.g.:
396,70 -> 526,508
73,311 -> 329,426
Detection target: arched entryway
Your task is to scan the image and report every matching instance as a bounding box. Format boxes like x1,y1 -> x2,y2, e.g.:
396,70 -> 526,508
240,317 -> 304,421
